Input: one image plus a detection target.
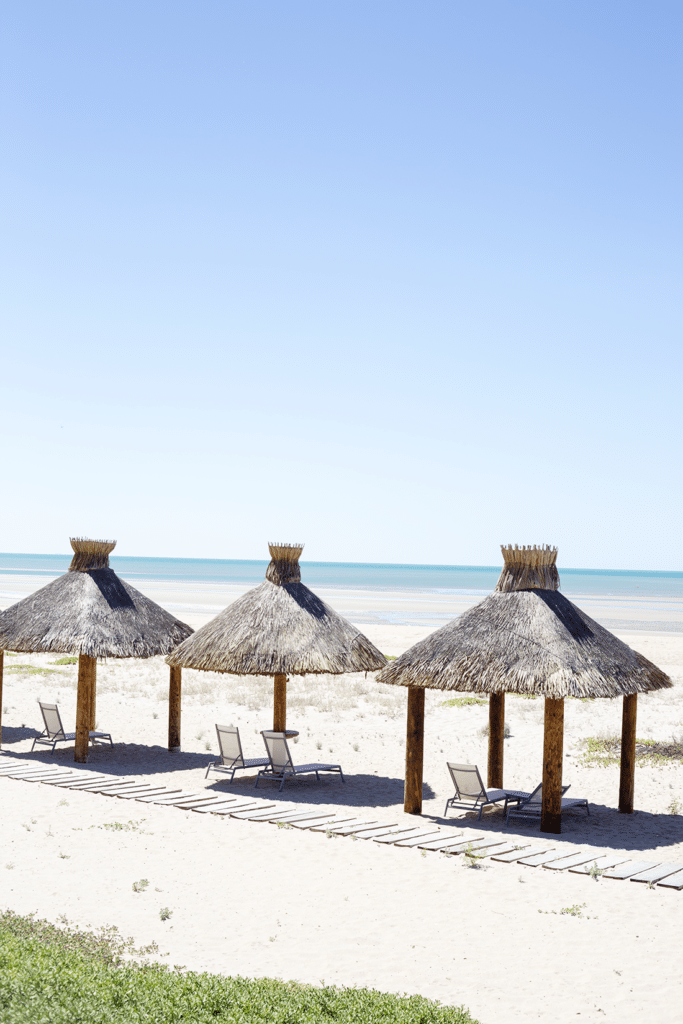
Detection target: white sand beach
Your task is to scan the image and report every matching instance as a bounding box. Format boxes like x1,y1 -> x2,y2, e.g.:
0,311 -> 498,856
1,601 -> 682,1023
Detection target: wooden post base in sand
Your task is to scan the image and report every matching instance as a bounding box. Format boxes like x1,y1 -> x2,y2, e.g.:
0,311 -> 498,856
541,697 -> 564,834
75,654 -> 96,763
404,685 -> 425,815
273,674 -> 287,732
168,666 -> 182,751
619,693 -> 637,814
487,692 -> 505,789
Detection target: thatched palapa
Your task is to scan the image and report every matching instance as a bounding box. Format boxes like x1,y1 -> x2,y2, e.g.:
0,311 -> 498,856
0,538 -> 193,760
168,543 -> 386,731
378,544 -> 672,833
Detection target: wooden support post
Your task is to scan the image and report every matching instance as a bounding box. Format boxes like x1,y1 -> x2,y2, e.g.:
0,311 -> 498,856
619,693 -> 638,814
75,654 -> 96,763
487,692 -> 505,789
168,667 -> 182,751
273,674 -> 287,732
0,650 -> 4,750
404,685 -> 425,815
88,660 -> 96,732
541,697 -> 564,835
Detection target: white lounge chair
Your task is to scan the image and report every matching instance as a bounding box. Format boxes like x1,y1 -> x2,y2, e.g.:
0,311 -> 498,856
256,731 -> 345,792
32,701 -> 113,754
205,725 -> 270,782
444,762 -> 529,821
505,782 -> 588,826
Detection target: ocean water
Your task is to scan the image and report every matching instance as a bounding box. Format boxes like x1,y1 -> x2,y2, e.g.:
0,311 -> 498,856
0,552 -> 682,600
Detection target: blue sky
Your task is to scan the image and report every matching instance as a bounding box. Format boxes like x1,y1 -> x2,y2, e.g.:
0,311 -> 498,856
1,2 -> 681,569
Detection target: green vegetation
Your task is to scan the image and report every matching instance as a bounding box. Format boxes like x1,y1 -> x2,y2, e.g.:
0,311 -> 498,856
0,911 -> 478,1023
580,736 -> 683,768
52,656 -> 79,665
89,820 -> 146,833
383,655 -> 398,661
5,664 -> 61,675
441,697 -> 486,708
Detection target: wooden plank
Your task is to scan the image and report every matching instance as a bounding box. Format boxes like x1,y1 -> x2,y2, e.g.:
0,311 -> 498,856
355,826 -> 403,840
373,827 -> 433,844
262,810 -> 334,824
543,851 -> 604,871
231,804 -> 297,821
393,831 -> 444,848
474,843 -> 521,859
517,850 -> 559,867
447,838 -> 509,856
48,775 -> 108,788
56,776 -> 122,790
603,861 -> 658,880
171,796 -> 224,809
417,834 -> 468,851
23,772 -> 78,783
76,781 -> 138,793
491,846 -> 539,863
0,765 -> 62,777
134,790 -> 188,804
657,870 -> 683,890
0,761 -> 32,773
570,855 -> 631,875
317,819 -> 380,835
289,815 -> 350,830
630,863 -> 683,884
192,800 -> 262,815
116,787 -> 170,800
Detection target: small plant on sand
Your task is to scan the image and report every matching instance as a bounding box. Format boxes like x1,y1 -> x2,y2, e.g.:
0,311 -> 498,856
5,863 -> 15,870
325,829 -> 340,840
52,656 -> 78,665
667,796 -> 681,815
588,862 -> 605,882
58,799 -> 68,807
462,844 -> 485,869
478,723 -> 511,738
316,741 -> 322,750
95,820 -> 145,833
58,852 -> 70,859
132,879 -> 149,893
152,711 -> 158,719
353,743 -> 359,751
581,735 -> 683,768
159,907 -> 172,921
276,821 -> 292,830
560,903 -> 586,917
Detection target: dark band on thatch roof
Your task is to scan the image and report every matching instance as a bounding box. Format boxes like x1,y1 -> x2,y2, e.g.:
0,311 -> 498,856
0,538 -> 193,659
167,543 -> 386,676
378,545 -> 672,699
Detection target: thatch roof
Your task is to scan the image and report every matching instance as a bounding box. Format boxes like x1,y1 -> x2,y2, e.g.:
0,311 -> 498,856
0,538 -> 193,659
167,542 -> 386,676
377,545 -> 672,699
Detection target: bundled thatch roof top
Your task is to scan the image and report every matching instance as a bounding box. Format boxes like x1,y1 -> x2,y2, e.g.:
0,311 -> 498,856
167,542 -> 386,676
0,538 -> 193,659
377,545 -> 672,699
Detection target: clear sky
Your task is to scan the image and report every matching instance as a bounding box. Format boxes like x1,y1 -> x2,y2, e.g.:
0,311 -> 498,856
1,2 -> 681,570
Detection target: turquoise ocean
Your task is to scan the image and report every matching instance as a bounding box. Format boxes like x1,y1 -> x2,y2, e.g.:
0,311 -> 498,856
1,552 -> 682,599
1,553 -> 681,631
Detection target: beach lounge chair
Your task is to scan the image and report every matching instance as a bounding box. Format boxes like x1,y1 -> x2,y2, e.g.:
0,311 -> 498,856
505,782 -> 588,826
444,762 -> 529,821
32,702 -> 113,754
205,725 -> 270,782
256,731 -> 345,792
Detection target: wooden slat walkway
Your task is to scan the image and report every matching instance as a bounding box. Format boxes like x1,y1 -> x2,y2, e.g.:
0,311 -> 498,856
1,756 -> 681,891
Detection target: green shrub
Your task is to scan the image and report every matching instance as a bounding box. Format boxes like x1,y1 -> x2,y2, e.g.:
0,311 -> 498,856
0,911 -> 478,1023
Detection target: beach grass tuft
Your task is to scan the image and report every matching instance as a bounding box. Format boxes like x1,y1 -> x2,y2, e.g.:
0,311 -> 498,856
580,735 -> 683,767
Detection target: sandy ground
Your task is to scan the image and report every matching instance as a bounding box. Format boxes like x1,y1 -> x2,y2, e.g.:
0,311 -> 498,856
1,609 -> 682,1023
